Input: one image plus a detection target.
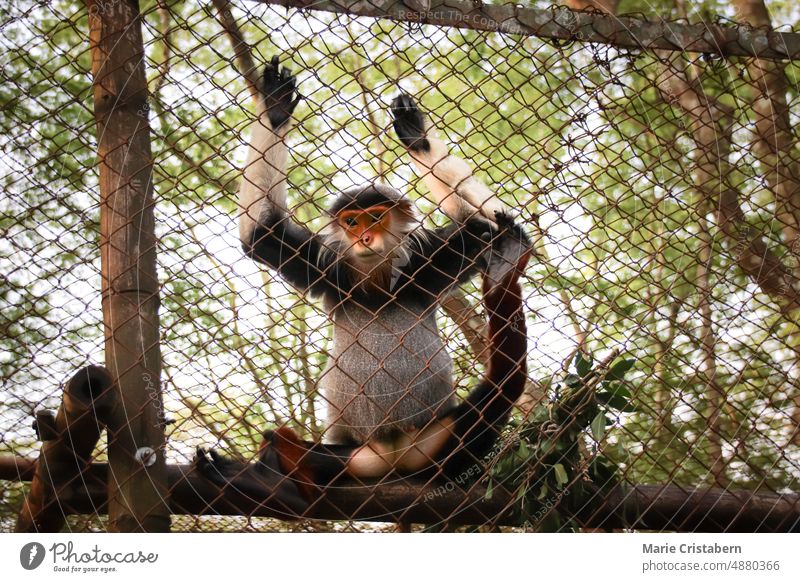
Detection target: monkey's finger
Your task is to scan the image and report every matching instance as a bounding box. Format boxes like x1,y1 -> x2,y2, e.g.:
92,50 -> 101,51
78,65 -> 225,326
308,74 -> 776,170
390,93 -> 411,112
399,93 -> 417,110
484,235 -> 531,293
195,447 -> 208,464
263,58 -> 281,88
389,95 -> 402,111
194,448 -> 216,474
277,72 -> 296,94
284,74 -> 297,96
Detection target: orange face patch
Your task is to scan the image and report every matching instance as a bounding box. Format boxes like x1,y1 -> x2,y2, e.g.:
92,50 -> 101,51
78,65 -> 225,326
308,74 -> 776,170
337,205 -> 393,244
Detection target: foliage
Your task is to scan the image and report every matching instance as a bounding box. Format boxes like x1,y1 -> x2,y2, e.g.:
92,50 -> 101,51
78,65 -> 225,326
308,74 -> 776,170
487,353 -> 635,531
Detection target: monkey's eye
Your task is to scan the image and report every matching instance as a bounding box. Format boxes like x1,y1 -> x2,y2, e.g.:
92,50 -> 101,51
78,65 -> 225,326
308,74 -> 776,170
345,217 -> 358,228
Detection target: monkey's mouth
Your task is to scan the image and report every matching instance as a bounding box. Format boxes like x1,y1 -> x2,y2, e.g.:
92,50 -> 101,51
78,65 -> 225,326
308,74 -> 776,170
351,245 -> 385,262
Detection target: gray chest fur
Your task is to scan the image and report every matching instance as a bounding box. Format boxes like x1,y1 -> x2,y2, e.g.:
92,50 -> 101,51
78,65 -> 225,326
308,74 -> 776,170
320,301 -> 454,443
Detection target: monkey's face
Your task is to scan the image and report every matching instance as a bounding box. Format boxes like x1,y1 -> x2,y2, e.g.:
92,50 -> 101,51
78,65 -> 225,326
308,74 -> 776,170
337,205 -> 399,265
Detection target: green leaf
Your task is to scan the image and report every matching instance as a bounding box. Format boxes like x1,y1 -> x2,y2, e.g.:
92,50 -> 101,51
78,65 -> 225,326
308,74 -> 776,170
537,484 -> 550,500
554,463 -> 569,486
575,352 -> 593,377
601,384 -> 632,400
530,405 -> 549,424
591,411 -> 606,441
485,480 -> 494,500
516,441 -> 532,461
597,380 -> 637,412
597,392 -> 637,412
608,358 -> 635,381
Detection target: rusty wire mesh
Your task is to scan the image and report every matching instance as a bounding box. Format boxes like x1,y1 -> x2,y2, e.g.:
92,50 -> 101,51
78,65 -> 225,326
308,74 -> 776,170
1,0 -> 800,532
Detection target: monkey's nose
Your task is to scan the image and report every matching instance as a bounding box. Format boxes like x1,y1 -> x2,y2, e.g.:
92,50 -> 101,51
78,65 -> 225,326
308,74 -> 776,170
361,233 -> 373,246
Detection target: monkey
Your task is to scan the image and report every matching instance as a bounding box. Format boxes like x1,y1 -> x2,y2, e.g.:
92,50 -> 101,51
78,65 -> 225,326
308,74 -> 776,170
196,55 -> 530,512
197,244 -> 528,510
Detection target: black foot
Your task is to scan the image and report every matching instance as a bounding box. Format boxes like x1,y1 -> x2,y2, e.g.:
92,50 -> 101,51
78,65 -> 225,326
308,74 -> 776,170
194,446 -> 309,516
390,93 -> 430,152
261,55 -> 301,130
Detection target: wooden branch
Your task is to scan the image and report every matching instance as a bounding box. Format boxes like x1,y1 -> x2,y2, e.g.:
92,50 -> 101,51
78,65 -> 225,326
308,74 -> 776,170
732,0 -> 800,252
565,0 -> 618,13
714,189 -> 800,310
251,0 -> 800,59
152,0 -> 175,103
578,483 -> 800,533
696,211 -> 728,487
2,456 -> 798,531
212,0 -> 259,101
731,0 -> 800,443
655,60 -> 800,312
15,366 -> 115,533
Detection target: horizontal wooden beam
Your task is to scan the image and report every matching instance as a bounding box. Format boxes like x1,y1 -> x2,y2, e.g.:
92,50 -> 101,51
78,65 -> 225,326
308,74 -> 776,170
252,0 -> 800,59
2,455 -> 798,531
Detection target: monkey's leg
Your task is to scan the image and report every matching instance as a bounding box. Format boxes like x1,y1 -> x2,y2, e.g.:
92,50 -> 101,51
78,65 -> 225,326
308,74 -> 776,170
262,428 -> 356,496
194,444 -> 310,516
196,428 -> 365,512
264,428 -> 443,483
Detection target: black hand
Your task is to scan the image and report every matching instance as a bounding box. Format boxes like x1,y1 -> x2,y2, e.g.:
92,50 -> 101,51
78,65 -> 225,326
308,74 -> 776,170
262,55 -> 301,130
390,93 -> 430,152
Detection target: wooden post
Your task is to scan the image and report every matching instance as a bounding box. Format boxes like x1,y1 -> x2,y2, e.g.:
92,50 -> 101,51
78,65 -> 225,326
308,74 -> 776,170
86,0 -> 170,532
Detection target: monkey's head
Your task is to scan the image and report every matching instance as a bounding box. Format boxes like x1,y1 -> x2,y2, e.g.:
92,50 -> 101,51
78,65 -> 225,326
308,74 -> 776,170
325,184 -> 419,267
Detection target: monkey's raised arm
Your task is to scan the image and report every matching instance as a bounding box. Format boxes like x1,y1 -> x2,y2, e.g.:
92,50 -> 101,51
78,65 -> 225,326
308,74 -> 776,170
390,94 -> 507,223
239,56 -> 297,242
238,57 -> 332,296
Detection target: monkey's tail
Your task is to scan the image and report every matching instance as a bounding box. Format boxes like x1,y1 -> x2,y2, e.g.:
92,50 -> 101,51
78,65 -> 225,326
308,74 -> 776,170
440,241 -> 530,477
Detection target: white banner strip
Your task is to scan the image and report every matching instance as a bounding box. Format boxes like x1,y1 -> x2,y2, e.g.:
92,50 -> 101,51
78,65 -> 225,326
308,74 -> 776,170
2,533 -> 798,582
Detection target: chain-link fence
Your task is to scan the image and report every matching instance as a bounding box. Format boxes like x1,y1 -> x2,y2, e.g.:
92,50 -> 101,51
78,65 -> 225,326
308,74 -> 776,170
1,0 -> 799,532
